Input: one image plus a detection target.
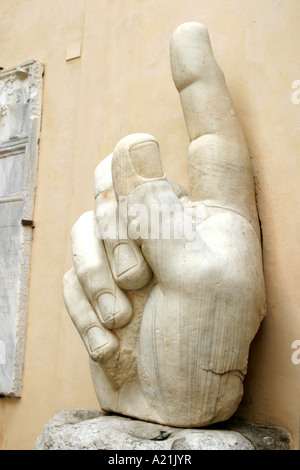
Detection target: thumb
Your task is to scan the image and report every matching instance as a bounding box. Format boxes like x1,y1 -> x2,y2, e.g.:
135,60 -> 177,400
111,134 -> 204,285
112,133 -> 165,199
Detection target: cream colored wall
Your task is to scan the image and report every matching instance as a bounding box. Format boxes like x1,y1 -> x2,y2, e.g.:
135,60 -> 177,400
0,0 -> 299,450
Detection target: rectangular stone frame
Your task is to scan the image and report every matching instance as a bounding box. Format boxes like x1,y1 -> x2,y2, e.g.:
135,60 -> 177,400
0,60 -> 44,397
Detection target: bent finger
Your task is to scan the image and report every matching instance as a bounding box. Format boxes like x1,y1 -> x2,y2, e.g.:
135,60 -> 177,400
63,268 -> 119,362
96,190 -> 153,290
94,156 -> 153,291
71,211 -> 133,330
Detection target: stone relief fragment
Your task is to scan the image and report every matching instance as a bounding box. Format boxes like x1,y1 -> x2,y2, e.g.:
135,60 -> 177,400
0,60 -> 44,396
63,23 -> 266,427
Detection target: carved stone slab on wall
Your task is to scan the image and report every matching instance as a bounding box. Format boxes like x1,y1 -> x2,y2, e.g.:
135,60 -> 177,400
0,60 -> 44,396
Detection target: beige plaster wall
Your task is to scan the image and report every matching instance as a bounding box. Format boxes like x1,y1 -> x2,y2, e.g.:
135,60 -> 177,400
0,0 -> 299,449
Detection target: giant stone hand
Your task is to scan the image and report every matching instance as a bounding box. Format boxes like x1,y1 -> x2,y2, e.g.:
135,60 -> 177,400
63,23 -> 266,427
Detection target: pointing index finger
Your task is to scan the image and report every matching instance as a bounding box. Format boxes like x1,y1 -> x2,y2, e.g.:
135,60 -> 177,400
170,23 -> 258,230
170,22 -> 239,141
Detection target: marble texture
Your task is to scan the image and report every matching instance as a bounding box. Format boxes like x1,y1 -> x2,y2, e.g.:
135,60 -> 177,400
63,23 -> 266,426
34,410 -> 291,451
0,60 -> 44,396
34,409 -> 255,450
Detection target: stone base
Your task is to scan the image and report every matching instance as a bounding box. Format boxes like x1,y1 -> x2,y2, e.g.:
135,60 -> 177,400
34,409 -> 290,450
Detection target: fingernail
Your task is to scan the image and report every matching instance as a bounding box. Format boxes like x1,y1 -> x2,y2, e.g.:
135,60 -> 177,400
98,292 -> 120,324
86,326 -> 119,362
87,326 -> 108,353
113,242 -> 138,277
130,141 -> 164,179
97,292 -> 133,329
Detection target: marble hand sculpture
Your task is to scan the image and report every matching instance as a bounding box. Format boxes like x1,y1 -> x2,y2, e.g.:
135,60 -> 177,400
63,23 -> 266,427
